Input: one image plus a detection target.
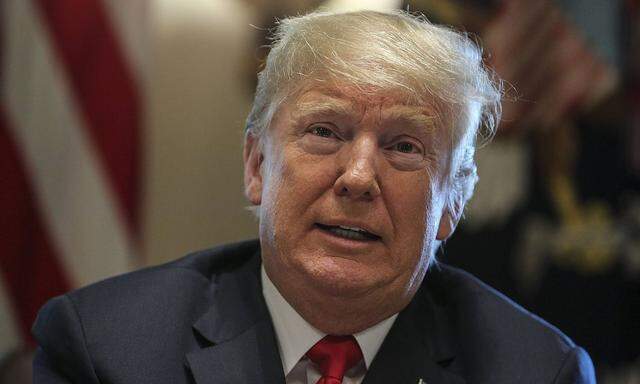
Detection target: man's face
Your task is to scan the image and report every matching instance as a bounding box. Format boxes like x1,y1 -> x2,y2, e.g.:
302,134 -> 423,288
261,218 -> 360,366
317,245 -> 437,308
244,85 -> 456,318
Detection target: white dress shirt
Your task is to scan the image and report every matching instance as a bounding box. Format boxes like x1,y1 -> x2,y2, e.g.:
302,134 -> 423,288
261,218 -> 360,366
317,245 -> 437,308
261,266 -> 397,384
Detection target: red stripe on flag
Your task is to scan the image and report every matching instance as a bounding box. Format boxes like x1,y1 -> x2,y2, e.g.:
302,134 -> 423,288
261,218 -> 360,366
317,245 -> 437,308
0,105 -> 72,344
34,0 -> 141,235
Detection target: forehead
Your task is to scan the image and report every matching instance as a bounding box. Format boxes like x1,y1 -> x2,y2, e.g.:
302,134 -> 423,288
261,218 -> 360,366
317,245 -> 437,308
284,85 -> 440,127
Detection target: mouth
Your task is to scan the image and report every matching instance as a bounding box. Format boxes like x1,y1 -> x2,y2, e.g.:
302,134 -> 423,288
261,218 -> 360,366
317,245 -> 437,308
315,223 -> 381,242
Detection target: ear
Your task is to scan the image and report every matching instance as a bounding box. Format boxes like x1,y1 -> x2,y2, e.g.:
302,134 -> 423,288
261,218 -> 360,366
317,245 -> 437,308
243,132 -> 264,205
436,205 -> 462,241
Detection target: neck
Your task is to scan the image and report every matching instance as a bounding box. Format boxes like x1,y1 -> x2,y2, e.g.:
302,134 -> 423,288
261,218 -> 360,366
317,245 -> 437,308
265,266 -> 412,335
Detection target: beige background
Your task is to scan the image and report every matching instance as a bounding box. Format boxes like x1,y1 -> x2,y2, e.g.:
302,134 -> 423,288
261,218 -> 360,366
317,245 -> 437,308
142,0 -> 400,266
143,0 -> 258,265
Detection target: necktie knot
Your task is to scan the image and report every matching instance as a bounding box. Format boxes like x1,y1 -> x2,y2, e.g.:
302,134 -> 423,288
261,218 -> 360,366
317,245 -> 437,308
306,335 -> 363,384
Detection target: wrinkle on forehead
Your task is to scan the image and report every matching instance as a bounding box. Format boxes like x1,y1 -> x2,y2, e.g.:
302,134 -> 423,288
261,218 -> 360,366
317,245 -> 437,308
289,86 -> 440,131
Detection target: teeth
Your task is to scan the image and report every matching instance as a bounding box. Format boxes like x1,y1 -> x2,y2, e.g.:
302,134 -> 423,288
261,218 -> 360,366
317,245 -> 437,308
328,226 -> 371,240
316,223 -> 380,241
338,225 -> 366,233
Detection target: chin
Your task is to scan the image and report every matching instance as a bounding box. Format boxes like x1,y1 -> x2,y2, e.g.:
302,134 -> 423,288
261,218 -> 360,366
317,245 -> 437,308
293,252 -> 388,297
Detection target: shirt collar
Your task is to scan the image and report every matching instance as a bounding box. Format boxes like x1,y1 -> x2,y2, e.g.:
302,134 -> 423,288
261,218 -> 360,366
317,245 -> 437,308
261,265 -> 397,376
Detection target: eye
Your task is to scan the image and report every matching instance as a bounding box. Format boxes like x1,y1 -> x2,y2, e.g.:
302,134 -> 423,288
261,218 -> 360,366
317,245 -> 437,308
395,142 -> 416,153
392,140 -> 424,154
300,123 -> 342,155
384,136 -> 429,171
310,125 -> 335,138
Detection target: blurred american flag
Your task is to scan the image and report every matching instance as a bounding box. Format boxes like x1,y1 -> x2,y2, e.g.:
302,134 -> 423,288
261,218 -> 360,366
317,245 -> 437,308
483,0 -> 618,135
0,0 -> 145,352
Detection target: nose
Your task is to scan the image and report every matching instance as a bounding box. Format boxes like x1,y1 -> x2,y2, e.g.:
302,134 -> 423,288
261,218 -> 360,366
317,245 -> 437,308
333,136 -> 381,200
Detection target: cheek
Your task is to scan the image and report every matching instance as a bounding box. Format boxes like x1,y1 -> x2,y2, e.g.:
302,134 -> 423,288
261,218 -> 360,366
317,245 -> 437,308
259,148 -> 284,212
387,171 -> 430,216
262,147 -> 336,225
385,171 -> 445,253
261,149 -> 339,267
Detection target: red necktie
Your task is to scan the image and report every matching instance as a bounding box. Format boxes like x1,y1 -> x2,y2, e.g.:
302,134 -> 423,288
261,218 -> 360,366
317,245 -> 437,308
306,335 -> 363,384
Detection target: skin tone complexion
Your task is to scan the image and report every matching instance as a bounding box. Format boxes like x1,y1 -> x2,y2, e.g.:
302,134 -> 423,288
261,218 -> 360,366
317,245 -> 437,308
244,84 -> 458,334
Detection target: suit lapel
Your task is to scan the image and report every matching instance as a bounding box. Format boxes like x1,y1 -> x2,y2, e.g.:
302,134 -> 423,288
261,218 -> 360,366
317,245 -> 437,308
362,332 -> 464,384
185,251 -> 285,384
186,320 -> 284,384
183,247 -> 464,384
363,269 -> 466,384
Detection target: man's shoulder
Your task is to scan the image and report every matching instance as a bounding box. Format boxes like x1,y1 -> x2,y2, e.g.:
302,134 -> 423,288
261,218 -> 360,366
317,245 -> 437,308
35,238 -> 260,328
423,263 -> 594,382
32,240 -> 262,383
428,262 -> 575,348
67,238 -> 260,303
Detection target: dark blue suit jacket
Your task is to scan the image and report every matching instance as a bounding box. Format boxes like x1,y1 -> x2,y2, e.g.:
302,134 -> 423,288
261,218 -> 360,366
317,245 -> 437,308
32,240 -> 596,383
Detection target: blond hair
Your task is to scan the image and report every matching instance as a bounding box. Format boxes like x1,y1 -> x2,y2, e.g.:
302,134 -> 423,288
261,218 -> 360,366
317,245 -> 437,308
246,10 -> 502,217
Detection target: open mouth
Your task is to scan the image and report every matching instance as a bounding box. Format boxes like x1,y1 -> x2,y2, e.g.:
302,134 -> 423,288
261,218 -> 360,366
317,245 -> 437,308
315,223 -> 381,241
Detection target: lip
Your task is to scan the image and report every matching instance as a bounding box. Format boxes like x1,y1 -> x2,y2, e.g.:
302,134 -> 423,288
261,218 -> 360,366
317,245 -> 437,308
312,224 -> 382,252
315,219 -> 383,239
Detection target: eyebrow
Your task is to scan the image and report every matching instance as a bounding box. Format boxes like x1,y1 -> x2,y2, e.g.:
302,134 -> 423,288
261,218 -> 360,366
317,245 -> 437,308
383,105 -> 438,132
290,95 -> 438,134
291,98 -> 357,120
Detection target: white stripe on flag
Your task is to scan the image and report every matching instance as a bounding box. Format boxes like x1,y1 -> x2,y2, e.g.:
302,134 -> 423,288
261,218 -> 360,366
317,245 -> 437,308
101,0 -> 147,84
2,0 -> 136,287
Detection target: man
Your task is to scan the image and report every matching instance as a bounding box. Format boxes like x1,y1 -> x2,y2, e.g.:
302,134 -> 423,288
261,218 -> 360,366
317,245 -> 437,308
33,10 -> 596,384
